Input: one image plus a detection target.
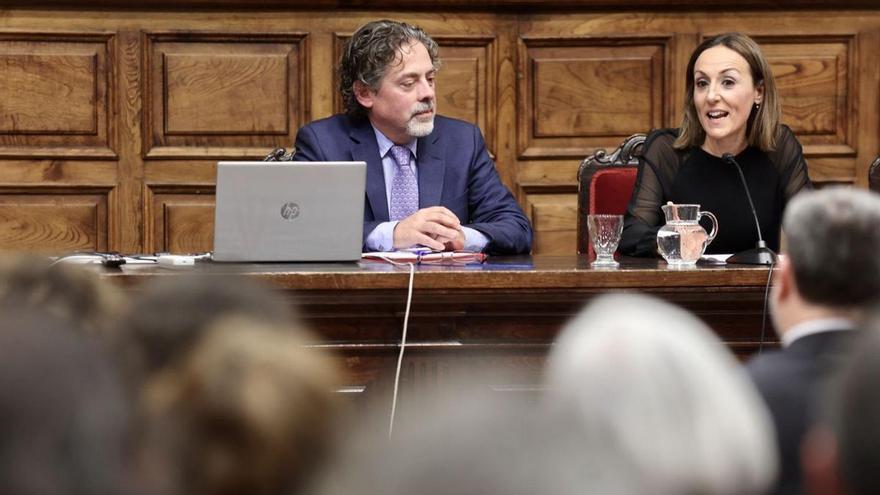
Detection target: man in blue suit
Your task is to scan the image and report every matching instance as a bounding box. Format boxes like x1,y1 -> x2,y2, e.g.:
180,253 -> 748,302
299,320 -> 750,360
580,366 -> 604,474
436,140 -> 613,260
746,188 -> 880,495
293,20 -> 532,255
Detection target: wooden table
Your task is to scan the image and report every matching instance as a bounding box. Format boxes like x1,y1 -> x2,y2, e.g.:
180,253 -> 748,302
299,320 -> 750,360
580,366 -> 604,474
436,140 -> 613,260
104,255 -> 777,412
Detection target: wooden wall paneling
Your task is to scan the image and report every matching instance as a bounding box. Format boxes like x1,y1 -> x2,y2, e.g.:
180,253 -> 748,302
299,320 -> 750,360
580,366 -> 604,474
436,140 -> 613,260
516,34 -> 673,254
307,30 -> 335,120
0,31 -> 116,159
0,159 -> 117,185
491,20 -> 520,198
0,9 -> 878,257
668,32 -> 700,128
522,188 -> 577,254
143,160 -> 217,185
856,28 -> 880,188
143,31 -> 309,160
6,0 -> 880,10
517,35 -> 672,159
329,33 -> 349,117
114,29 -> 146,254
0,30 -> 122,254
517,159 -> 582,188
754,36 -> 857,156
0,187 -> 110,253
2,52 -> 94,132
145,185 -> 215,254
434,36 -> 498,157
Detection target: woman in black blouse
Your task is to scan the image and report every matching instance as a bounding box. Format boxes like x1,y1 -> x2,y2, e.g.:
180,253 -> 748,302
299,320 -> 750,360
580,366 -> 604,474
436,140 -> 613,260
620,33 -> 812,257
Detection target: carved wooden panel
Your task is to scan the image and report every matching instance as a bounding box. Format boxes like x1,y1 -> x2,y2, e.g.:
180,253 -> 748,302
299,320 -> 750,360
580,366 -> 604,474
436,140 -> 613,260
0,9 -> 875,259
1,55 -> 94,133
753,36 -> 855,156
0,190 -> 108,252
434,38 -> 497,153
164,54 -> 288,134
144,32 -> 307,159
331,35 -> 496,153
0,33 -> 115,158
7,0 -> 880,8
146,186 -> 215,253
519,37 -> 670,159
524,192 -> 577,254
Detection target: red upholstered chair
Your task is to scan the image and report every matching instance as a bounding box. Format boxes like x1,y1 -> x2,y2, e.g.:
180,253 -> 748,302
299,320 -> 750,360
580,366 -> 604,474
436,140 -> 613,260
870,155 -> 880,193
576,134 -> 646,256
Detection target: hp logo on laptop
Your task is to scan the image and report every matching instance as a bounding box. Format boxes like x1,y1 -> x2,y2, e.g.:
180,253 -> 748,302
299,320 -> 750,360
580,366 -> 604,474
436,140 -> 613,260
280,202 -> 300,220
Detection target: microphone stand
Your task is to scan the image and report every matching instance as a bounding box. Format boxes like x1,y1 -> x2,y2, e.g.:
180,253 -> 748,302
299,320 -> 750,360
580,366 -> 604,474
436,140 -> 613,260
722,153 -> 778,265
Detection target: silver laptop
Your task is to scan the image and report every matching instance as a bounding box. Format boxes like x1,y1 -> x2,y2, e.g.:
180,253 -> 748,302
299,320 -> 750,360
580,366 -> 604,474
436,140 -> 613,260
212,161 -> 366,262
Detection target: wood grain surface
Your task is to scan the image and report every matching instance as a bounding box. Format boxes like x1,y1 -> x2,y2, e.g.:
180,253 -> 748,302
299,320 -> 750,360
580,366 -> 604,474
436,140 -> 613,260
0,6 -> 877,255
102,255 -> 778,413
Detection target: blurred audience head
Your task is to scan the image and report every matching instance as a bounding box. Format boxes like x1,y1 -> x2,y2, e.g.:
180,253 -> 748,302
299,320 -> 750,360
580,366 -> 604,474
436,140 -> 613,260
119,273 -> 294,384
0,309 -> 132,495
142,315 -> 341,495
803,313 -> 880,495
309,392 -> 627,495
0,254 -> 125,338
772,187 -> 880,333
545,293 -> 777,495
676,32 -> 780,151
781,187 -> 880,309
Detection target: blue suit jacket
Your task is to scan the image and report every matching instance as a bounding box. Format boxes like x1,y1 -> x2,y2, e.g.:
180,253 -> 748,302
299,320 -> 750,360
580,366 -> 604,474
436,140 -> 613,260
293,114 -> 532,255
747,329 -> 857,495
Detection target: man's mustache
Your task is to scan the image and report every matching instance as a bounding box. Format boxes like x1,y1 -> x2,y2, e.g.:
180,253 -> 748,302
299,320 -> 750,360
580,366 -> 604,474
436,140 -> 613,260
410,101 -> 434,117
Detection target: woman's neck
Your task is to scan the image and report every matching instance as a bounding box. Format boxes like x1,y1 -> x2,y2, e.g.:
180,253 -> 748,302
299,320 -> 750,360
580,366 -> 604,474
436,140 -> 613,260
701,135 -> 748,158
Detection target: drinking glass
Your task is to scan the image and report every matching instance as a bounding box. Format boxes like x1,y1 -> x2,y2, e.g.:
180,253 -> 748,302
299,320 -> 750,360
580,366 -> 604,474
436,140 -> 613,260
588,214 -> 623,268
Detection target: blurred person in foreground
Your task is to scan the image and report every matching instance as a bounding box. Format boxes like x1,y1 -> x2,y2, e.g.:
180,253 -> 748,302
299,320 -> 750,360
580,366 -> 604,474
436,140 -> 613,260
118,275 -> 342,495
141,315 -> 342,495
307,390 -> 635,495
801,316 -> 880,495
0,309 -> 132,495
0,254 -> 125,338
746,187 -> 880,495
545,293 -> 778,495
293,19 -> 531,254
620,32 -> 811,256
116,273 -> 294,387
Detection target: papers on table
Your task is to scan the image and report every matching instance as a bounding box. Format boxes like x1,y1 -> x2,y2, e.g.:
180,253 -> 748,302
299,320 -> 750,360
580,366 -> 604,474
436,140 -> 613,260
362,251 -> 486,265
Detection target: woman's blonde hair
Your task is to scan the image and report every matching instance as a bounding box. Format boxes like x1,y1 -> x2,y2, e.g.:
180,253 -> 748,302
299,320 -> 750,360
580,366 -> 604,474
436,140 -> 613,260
674,33 -> 781,152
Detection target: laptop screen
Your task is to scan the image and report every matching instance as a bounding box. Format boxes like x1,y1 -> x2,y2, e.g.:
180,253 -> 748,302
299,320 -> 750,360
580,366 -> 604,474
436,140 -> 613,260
212,161 -> 366,262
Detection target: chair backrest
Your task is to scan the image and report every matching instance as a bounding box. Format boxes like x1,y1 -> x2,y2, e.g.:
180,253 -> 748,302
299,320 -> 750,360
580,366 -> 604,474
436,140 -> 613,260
870,155 -> 880,193
576,134 -> 646,255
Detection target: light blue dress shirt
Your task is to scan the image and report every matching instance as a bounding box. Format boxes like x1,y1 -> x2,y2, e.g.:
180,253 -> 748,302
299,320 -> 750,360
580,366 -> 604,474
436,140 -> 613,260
364,126 -> 489,252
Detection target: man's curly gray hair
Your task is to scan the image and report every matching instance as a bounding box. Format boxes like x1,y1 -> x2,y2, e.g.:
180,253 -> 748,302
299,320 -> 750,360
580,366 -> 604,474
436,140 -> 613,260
339,20 -> 441,118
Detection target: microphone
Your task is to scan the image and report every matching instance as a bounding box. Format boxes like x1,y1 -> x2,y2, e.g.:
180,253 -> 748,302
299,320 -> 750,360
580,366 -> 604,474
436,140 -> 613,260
722,153 -> 777,265
263,147 -> 297,162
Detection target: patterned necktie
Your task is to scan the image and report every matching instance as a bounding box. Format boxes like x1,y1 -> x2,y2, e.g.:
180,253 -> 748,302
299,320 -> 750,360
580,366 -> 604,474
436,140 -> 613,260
389,145 -> 418,221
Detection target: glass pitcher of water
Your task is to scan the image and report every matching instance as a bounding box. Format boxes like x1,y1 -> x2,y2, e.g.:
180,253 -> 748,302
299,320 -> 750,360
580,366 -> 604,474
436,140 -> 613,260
657,203 -> 718,266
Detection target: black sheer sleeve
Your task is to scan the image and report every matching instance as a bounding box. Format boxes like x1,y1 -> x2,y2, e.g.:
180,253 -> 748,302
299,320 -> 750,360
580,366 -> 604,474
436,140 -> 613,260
620,129 -> 681,257
769,125 -> 813,201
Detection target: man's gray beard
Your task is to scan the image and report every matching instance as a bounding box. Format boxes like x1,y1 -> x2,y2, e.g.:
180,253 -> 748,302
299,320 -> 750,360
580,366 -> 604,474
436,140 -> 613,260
406,115 -> 434,138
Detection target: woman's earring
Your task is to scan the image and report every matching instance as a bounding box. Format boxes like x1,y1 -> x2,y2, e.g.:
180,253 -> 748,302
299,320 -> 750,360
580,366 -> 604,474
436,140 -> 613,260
754,102 -> 761,110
